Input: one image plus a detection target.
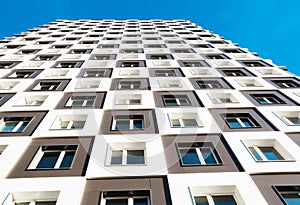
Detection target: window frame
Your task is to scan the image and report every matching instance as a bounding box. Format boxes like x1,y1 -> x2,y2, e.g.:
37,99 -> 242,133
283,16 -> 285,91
176,142 -> 221,166
273,186 -> 300,205
27,145 -> 78,170
100,190 -> 151,205
222,113 -> 261,129
111,115 -> 145,131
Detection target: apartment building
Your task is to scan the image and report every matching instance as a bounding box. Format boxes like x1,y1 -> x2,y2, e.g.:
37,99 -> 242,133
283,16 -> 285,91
0,19 -> 299,205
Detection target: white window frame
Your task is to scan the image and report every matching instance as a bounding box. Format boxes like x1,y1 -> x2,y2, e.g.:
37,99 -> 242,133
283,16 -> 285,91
208,93 -> 239,104
75,80 -> 100,89
50,115 -> 87,130
14,95 -> 48,107
119,69 -> 140,76
0,81 -> 19,90
114,94 -> 142,105
274,111 -> 300,126
242,139 -> 295,162
158,80 -> 182,88
193,194 -> 238,205
168,113 -> 203,128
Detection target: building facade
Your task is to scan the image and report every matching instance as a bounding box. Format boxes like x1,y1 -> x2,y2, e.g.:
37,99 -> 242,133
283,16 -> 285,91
0,19 -> 299,205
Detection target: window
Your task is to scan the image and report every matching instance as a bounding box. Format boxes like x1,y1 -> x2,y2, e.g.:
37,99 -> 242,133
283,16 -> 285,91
100,190 -> 150,205
144,44 -> 166,48
12,191 -> 59,205
16,49 -> 40,55
50,115 -> 87,130
32,82 -> 60,91
251,93 -> 286,105
248,146 -> 284,161
178,60 -> 210,67
80,69 -> 112,78
0,117 -> 32,132
90,54 -> 117,60
68,49 -> 92,54
221,69 -> 249,77
205,54 -> 229,59
98,44 -> 119,49
14,95 -> 48,106
162,94 -> 191,106
119,69 -> 140,76
51,44 -> 72,49
109,148 -> 145,165
209,93 -> 239,104
7,69 -> 41,79
222,113 -> 261,128
275,186 -> 300,205
33,55 -> 59,61
240,61 -> 271,67
158,80 -> 182,88
236,79 -> 263,87
196,80 -> 224,89
115,94 -> 142,105
119,49 -> 144,53
271,79 -> 300,88
111,115 -> 144,131
146,54 -> 173,60
15,200 -> 57,205
275,111 -> 300,126
170,49 -> 195,54
169,113 -> 202,128
44,70 -> 69,77
194,195 -> 237,205
28,145 -> 77,169
222,49 -> 245,53
0,62 -> 19,69
117,81 -> 141,90
154,70 -> 176,77
117,61 -> 146,68
36,41 -> 54,45
65,95 -> 96,107
177,142 -> 220,166
191,44 -> 213,48
75,79 -> 100,89
53,61 -> 83,68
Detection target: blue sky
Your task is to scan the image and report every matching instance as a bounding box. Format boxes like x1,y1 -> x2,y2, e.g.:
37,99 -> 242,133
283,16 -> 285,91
1,0 -> 299,75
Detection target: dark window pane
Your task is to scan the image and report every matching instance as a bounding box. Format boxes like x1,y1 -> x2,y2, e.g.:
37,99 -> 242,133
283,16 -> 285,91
133,119 -> 144,129
106,199 -> 128,205
115,120 -> 130,130
180,148 -> 200,165
36,201 -> 57,205
213,195 -> 237,205
260,147 -> 284,160
59,151 -> 75,168
194,196 -> 209,205
127,150 -> 144,164
282,193 -> 300,205
134,198 -> 148,205
37,152 -> 60,168
201,148 -> 216,164
111,150 -> 123,164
